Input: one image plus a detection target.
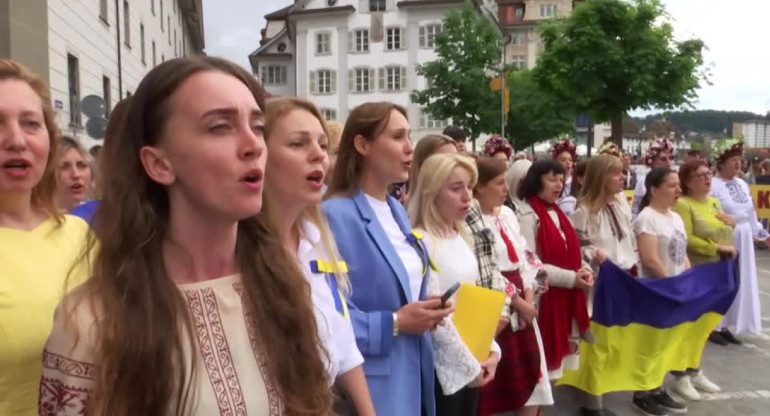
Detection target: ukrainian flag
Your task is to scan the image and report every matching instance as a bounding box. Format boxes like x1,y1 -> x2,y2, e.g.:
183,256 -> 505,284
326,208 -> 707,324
558,259 -> 739,395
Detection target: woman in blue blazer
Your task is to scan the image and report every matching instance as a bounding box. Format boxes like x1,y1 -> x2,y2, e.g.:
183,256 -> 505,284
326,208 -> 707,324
323,102 -> 453,416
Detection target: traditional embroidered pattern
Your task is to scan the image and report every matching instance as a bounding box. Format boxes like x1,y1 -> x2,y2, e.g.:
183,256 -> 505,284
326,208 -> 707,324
726,180 -> 750,204
184,288 -> 247,416
232,283 -> 283,415
38,350 -> 96,415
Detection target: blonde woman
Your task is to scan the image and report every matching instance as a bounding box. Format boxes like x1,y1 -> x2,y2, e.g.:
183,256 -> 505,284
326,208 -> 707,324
569,154 -> 638,416
408,153 -> 501,416
263,98 -> 374,414
53,137 -> 93,212
0,59 -> 90,415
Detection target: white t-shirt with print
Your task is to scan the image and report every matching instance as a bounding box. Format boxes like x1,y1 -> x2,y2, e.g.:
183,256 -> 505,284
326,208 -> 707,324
633,207 -> 688,278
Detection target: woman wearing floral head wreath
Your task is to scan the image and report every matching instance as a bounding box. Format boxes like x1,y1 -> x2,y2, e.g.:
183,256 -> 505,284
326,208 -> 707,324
598,140 -> 633,213
709,138 -> 768,341
484,135 -> 513,163
550,137 -> 577,216
631,137 -> 676,218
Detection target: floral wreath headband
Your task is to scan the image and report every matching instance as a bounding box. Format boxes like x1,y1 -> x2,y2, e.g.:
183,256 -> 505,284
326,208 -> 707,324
597,140 -> 621,158
483,135 -> 513,159
710,138 -> 744,164
644,137 -> 677,166
549,137 -> 577,161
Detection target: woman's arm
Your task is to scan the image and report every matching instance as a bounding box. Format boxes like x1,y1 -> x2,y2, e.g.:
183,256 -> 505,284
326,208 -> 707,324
636,233 -> 670,278
337,367 -> 376,416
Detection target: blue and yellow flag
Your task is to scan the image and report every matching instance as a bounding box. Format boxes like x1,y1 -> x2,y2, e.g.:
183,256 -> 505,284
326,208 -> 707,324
558,260 -> 739,395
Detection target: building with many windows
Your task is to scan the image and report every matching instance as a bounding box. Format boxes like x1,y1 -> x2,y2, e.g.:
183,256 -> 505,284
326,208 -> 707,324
1,0 -> 205,149
251,0 -> 464,133
734,120 -> 770,148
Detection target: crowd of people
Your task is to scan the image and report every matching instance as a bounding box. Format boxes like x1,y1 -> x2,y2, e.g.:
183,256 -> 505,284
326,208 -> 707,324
1,55 -> 768,416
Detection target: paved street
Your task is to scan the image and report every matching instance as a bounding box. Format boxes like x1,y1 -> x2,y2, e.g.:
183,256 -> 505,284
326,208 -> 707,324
545,249 -> 770,416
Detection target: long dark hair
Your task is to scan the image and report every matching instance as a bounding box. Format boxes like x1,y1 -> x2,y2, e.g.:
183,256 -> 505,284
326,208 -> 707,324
71,57 -> 331,415
640,167 -> 676,211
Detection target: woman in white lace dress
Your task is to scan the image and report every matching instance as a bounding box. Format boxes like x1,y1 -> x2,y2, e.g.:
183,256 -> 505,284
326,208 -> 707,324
408,153 -> 502,416
709,139 -> 769,339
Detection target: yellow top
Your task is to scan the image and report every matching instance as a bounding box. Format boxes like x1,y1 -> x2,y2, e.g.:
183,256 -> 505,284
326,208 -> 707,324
0,215 -> 91,415
672,196 -> 733,266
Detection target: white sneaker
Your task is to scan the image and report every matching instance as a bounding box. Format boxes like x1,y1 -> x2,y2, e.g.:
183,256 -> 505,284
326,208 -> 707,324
672,376 -> 701,401
690,372 -> 721,393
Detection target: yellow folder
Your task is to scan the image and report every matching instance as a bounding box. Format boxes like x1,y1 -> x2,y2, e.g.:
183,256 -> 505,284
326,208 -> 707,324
452,284 -> 507,361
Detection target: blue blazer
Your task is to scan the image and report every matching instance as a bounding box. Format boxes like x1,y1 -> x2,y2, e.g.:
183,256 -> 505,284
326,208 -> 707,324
323,190 -> 435,416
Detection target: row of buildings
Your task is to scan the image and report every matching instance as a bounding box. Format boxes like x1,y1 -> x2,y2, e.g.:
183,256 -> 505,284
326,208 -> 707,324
250,0 -> 582,140
1,0 -> 205,149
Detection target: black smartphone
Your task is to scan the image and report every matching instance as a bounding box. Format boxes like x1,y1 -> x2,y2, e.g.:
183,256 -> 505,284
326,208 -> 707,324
440,282 -> 461,307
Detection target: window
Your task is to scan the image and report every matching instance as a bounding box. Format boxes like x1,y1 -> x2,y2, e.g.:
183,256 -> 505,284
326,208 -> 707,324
261,66 -> 287,85
348,68 -> 375,93
515,5 -> 524,18
162,53 -> 165,63
67,54 -> 81,126
310,69 -> 336,94
174,30 -> 177,57
152,41 -> 157,66
160,0 -> 164,31
316,32 -> 331,54
386,27 -> 403,51
379,66 -> 406,91
103,76 -> 112,118
419,24 -> 442,48
99,0 -> 108,22
420,110 -> 449,129
540,4 -> 557,18
349,29 -> 369,52
321,109 -> 337,122
123,1 -> 130,46
512,31 -> 525,46
370,0 -> 386,12
140,24 -> 146,64
168,17 -> 171,44
151,0 -> 155,15
512,55 -> 526,69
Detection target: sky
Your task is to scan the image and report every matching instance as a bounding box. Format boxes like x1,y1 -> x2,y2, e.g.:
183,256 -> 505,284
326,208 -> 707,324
202,0 -> 770,115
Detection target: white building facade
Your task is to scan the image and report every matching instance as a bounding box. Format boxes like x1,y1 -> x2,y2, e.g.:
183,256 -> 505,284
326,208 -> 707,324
251,0 -> 465,134
1,0 -> 205,149
739,120 -> 770,148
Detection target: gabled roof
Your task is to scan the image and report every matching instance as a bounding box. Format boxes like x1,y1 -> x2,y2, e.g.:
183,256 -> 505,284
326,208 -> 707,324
265,4 -> 293,20
250,27 -> 289,58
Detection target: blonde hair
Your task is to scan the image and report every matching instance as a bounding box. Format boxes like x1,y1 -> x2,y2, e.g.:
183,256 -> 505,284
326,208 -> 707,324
579,154 -> 623,213
407,134 -> 457,197
0,59 -> 62,225
325,120 -> 343,144
408,153 -> 477,245
264,97 -> 350,293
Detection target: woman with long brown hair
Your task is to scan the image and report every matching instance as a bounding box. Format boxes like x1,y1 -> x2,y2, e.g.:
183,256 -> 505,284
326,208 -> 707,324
323,102 -> 453,415
262,97 -> 374,414
0,59 -> 90,415
40,57 -> 332,415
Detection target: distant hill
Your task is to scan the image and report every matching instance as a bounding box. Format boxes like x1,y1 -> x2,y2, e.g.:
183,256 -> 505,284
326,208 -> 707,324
634,110 -> 770,135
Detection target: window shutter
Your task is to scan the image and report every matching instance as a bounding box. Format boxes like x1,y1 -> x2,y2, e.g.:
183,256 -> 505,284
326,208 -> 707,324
419,26 -> 425,48
348,69 -> 356,92
331,70 -> 337,93
310,71 -> 317,94
378,67 -> 385,91
400,28 -> 406,50
348,31 -> 354,52
368,68 -> 375,92
400,66 -> 407,90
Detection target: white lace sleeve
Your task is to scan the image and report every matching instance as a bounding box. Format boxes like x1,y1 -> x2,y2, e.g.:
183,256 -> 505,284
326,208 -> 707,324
431,320 -> 481,395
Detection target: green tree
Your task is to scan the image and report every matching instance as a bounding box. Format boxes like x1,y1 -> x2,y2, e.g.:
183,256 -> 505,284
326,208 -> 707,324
410,0 -> 503,148
535,0 -> 706,145
506,70 -> 576,150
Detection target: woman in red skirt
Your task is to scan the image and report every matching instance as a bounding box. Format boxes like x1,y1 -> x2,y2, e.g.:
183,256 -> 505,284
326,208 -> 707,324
475,157 -> 554,416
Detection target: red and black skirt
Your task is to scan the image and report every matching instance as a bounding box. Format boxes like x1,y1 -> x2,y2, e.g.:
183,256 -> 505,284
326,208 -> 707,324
478,270 -> 542,415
